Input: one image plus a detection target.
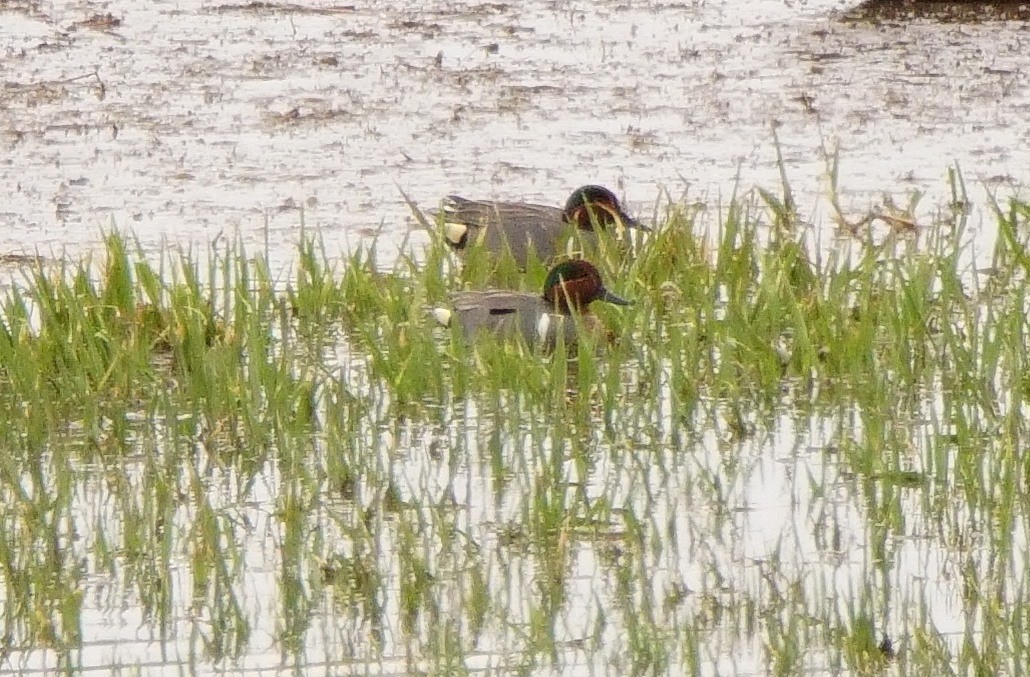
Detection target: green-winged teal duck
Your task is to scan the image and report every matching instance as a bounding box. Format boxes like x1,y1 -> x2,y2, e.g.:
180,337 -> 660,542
432,259 -> 631,348
434,185 -> 647,267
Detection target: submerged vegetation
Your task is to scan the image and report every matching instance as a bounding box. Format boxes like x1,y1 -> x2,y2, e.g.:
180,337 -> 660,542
1,173 -> 1030,675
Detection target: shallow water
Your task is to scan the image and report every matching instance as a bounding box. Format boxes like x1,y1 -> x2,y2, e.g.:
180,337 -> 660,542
2,342 -> 1010,675
0,0 -> 1027,269
1,1 -> 1029,674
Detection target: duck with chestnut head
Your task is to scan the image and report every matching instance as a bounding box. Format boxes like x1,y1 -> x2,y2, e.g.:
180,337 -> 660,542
432,259 -> 631,349
432,185 -> 648,267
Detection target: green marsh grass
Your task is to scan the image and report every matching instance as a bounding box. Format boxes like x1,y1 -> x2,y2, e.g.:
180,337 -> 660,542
1,177 -> 1030,674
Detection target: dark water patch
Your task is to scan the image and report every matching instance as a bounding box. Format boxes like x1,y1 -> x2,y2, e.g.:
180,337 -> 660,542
0,252 -> 47,266
846,0 -> 1030,22
207,2 -> 356,15
66,13 -> 122,32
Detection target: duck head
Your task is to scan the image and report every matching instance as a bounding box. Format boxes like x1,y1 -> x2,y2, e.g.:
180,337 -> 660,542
562,185 -> 647,233
542,259 -> 631,313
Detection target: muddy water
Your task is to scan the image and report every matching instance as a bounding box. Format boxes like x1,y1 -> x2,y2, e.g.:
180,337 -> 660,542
1,0 -> 1027,269
2,1 -> 1029,674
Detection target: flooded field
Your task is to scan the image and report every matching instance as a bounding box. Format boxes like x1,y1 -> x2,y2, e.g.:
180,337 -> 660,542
2,0 -> 1030,676
1,0 -> 1028,264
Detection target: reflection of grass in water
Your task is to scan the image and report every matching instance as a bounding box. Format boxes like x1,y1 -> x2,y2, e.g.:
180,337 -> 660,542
1,172 -> 1030,674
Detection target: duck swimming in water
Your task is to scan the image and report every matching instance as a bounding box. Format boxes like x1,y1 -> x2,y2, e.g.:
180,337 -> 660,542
432,259 -> 631,349
433,185 -> 647,267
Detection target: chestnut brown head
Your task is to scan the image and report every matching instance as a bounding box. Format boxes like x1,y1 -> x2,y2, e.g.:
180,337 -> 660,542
561,185 -> 646,233
542,259 -> 631,313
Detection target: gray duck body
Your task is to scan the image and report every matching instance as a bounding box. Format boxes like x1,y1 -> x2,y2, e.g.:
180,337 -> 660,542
439,196 -> 572,267
449,290 -> 587,348
435,259 -> 631,349
435,186 -> 644,268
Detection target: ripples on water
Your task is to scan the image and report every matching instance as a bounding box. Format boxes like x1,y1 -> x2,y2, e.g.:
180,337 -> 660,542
0,0 -> 1026,264
0,0 -> 1028,674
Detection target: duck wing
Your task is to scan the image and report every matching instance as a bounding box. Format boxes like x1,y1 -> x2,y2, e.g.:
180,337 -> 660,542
451,290 -> 548,343
439,197 -> 563,228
